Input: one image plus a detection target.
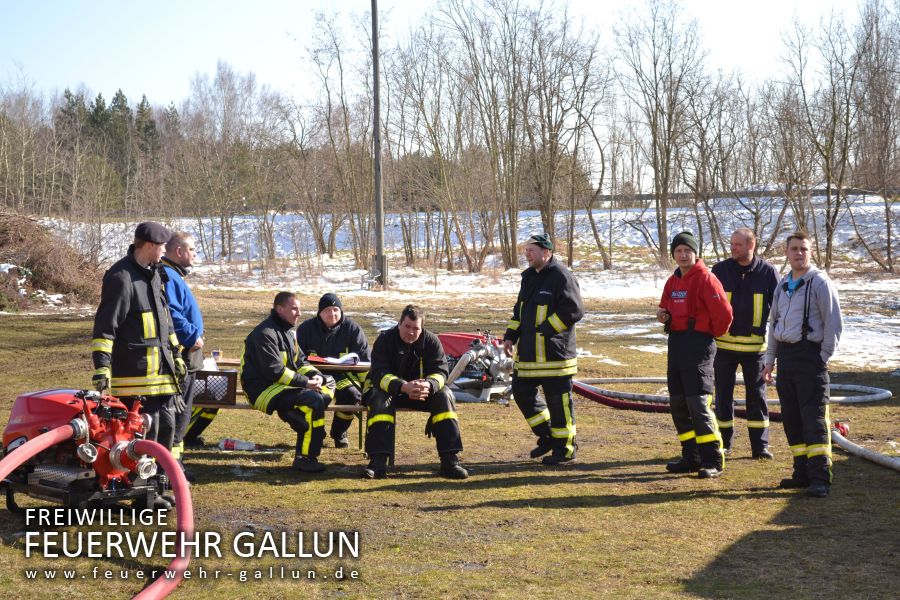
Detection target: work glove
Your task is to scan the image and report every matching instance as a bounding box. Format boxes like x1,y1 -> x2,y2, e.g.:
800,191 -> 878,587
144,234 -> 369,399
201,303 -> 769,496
92,367 -> 110,392
173,394 -> 187,415
174,356 -> 187,379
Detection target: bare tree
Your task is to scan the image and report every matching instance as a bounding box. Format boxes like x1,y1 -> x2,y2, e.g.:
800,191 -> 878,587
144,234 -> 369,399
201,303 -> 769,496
441,0 -> 529,269
616,0 -> 706,266
785,12 -> 873,270
850,0 -> 900,272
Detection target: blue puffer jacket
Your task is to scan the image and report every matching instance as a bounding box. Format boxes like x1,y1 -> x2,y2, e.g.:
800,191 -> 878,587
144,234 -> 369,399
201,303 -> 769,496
162,257 -> 204,370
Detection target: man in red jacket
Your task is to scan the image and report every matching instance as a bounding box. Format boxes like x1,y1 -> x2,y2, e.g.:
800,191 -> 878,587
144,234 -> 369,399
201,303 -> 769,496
657,231 -> 733,478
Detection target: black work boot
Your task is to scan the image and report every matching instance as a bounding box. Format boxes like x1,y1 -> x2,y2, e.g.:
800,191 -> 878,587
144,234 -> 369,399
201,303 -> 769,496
752,446 -> 774,460
292,456 -> 326,473
439,453 -> 469,479
806,481 -> 830,498
542,445 -> 577,465
333,431 -> 350,449
363,454 -> 388,479
698,466 -> 722,479
698,440 -> 724,475
666,458 -> 700,473
779,476 -> 810,489
153,474 -> 176,508
720,428 -> 734,456
666,440 -> 700,473
779,455 -> 809,488
530,436 -> 553,458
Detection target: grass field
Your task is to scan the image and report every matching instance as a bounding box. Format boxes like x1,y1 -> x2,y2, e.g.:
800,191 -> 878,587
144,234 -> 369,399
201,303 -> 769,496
0,289 -> 897,599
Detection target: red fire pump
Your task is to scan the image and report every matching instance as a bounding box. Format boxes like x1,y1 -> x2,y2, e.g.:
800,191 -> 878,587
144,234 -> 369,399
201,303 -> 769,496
1,389 -> 195,598
1,388 -> 162,510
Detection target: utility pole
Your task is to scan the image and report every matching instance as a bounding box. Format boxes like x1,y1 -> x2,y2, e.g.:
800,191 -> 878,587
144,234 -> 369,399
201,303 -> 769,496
372,0 -> 388,289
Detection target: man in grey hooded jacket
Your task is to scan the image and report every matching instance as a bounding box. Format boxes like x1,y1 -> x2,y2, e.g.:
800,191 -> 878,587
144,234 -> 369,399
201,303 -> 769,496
763,231 -> 842,498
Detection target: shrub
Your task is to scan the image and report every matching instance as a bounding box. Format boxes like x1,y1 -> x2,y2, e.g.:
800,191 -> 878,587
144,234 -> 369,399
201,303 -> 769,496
0,210 -> 101,310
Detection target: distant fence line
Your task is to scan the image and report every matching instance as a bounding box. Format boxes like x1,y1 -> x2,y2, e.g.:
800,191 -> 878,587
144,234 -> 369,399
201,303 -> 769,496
590,187 -> 900,204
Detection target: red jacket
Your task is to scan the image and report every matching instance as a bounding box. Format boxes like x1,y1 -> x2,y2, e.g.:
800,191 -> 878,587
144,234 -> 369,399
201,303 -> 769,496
659,259 -> 733,337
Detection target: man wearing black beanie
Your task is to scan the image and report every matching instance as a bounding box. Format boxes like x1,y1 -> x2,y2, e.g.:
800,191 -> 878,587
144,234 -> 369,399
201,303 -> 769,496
657,231 -> 733,479
297,293 -> 370,448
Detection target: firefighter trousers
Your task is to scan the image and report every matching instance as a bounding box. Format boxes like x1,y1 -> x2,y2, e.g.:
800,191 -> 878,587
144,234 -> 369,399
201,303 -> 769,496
714,350 -> 770,452
184,407 -> 218,443
171,371 -> 197,461
512,375 -> 576,459
667,331 -> 723,470
364,387 -> 462,458
267,388 -> 331,459
330,385 -> 362,440
775,341 -> 832,486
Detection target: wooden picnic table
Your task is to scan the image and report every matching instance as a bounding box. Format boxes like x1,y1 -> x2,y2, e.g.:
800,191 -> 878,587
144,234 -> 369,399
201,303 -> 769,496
192,357 -> 372,448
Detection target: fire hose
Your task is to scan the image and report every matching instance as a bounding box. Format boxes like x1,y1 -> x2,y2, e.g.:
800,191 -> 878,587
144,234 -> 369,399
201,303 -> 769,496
132,439 -> 194,600
0,424 -> 194,600
573,379 -> 899,473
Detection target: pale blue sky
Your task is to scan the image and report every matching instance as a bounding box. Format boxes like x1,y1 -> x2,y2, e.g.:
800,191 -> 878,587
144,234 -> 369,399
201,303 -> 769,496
0,0 -> 861,107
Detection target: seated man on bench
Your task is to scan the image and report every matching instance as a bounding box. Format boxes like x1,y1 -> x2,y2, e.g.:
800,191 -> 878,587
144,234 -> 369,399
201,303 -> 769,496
297,293 -> 370,449
240,291 -> 334,473
362,304 -> 468,480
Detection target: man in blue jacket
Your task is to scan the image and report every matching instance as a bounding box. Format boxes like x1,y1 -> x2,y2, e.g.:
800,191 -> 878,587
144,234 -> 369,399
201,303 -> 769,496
161,232 -> 204,477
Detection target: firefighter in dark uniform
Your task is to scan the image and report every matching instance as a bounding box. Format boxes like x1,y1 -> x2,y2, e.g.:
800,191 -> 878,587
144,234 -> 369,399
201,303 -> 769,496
297,293 -> 370,449
763,231 -> 842,498
503,233 -> 585,465
91,221 -> 186,450
658,231 -> 733,479
240,292 -> 335,473
362,304 -> 467,480
711,228 -> 779,459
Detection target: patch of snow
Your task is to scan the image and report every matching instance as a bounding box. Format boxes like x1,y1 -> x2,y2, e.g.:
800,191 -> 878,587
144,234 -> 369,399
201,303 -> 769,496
627,344 -> 667,354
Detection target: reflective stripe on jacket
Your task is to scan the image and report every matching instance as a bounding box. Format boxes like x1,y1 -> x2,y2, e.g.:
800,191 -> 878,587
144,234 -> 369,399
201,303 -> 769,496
711,256 -> 779,353
240,311 -> 328,413
504,256 -> 585,378
365,326 -> 448,396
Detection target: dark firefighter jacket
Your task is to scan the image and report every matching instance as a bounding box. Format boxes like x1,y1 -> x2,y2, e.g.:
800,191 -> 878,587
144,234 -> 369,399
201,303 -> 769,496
504,256 -> 585,378
92,246 -> 180,397
297,315 -> 370,392
711,256 -> 779,353
240,310 -> 328,413
161,257 -> 205,371
365,326 -> 449,397
659,259 -> 733,338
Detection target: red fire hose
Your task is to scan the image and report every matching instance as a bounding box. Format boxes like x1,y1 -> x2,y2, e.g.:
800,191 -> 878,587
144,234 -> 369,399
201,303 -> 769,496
0,424 -> 77,482
0,425 -> 193,600
132,439 -> 194,600
572,380 -> 783,421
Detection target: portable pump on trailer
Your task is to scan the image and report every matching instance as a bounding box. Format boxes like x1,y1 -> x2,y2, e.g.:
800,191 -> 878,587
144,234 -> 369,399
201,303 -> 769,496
441,330 -> 514,404
0,388 -> 195,599
2,389 -> 162,511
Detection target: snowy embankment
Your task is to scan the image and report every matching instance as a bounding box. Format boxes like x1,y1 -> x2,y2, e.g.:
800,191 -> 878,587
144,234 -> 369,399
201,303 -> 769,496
34,200 -> 900,372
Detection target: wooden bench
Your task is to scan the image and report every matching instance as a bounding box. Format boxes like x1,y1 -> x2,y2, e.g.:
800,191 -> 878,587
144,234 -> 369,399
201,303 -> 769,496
191,360 -> 373,448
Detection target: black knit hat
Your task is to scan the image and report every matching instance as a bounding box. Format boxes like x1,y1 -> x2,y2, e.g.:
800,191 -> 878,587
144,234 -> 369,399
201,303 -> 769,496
670,231 -> 700,257
526,233 -> 554,251
318,293 -> 343,314
134,221 -> 172,244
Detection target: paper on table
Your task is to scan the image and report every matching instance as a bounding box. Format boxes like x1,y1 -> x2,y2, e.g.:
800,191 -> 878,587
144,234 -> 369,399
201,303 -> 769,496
308,353 -> 360,365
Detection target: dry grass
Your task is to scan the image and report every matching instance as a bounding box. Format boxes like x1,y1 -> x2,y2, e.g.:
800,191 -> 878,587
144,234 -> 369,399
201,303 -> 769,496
0,210 -> 102,308
0,289 -> 897,599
